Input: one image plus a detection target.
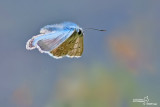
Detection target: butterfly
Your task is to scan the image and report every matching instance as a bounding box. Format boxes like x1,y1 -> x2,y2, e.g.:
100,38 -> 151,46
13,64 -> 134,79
26,22 -> 84,59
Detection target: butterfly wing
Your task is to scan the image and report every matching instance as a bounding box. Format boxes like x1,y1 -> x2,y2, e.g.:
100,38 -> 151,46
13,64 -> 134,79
40,24 -> 63,34
67,35 -> 83,57
40,22 -> 78,34
26,28 -> 75,53
50,32 -> 84,58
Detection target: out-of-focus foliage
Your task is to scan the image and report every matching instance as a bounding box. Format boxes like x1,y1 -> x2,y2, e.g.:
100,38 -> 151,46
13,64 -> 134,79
46,64 -> 141,107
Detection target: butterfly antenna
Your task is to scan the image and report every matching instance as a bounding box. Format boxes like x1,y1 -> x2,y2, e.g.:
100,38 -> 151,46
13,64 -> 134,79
84,28 -> 107,31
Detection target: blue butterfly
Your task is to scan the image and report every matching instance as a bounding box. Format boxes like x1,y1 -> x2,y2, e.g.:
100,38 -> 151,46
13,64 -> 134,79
26,22 -> 84,59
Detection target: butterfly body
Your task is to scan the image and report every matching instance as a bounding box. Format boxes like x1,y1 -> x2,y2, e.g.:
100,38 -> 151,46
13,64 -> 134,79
26,22 -> 84,59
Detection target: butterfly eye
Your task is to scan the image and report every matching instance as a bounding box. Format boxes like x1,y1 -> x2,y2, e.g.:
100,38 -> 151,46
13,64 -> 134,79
78,30 -> 82,35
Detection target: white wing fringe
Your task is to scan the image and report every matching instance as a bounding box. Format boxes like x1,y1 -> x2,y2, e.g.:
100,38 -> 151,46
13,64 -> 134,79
26,34 -> 43,50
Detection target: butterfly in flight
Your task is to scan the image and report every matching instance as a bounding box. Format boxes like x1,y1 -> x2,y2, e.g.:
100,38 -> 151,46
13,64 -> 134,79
26,22 -> 105,59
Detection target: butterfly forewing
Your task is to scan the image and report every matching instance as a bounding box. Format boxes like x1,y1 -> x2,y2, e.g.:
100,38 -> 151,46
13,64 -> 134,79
67,35 -> 83,57
50,31 -> 84,58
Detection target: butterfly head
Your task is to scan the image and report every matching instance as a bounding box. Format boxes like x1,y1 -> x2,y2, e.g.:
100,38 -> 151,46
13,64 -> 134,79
75,28 -> 84,36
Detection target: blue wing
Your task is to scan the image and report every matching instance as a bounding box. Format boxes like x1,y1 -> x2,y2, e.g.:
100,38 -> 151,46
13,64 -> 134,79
40,22 -> 78,34
26,28 -> 75,53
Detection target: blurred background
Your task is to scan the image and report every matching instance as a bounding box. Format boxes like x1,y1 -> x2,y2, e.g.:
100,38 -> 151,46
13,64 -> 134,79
0,0 -> 160,107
